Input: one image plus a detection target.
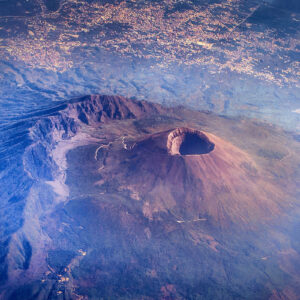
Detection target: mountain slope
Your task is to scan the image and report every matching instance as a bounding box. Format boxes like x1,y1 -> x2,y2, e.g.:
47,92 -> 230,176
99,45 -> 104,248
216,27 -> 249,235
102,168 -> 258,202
0,95 -> 299,299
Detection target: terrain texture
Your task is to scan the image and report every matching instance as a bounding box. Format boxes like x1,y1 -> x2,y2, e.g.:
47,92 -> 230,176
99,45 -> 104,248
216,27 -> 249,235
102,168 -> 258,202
0,95 -> 299,299
0,0 -> 299,130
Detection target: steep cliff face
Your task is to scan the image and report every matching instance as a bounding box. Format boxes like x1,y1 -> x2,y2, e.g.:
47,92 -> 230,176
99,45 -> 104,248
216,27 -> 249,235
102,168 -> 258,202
0,95 -> 299,299
0,95 -> 163,295
71,95 -> 163,125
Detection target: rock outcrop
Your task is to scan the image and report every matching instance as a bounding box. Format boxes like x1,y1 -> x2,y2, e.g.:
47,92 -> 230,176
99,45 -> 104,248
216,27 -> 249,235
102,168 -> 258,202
0,95 -> 163,296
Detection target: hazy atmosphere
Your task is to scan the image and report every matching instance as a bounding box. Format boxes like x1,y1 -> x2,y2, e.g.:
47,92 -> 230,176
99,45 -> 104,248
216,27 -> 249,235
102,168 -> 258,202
0,0 -> 299,299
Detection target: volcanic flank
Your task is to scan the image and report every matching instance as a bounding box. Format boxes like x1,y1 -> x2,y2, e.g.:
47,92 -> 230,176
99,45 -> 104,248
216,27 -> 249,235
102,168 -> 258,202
1,95 -> 299,300
96,126 -> 285,227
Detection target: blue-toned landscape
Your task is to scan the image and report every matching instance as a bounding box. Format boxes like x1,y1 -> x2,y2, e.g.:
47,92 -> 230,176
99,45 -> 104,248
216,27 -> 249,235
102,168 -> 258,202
0,0 -> 299,299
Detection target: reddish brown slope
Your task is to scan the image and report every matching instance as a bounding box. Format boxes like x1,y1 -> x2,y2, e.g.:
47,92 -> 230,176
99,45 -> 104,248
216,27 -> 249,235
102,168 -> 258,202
97,127 -> 286,228
68,95 -> 164,124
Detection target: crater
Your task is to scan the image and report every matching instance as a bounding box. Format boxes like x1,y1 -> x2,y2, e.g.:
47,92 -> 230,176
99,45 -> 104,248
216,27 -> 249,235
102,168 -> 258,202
167,128 -> 215,156
179,132 -> 215,155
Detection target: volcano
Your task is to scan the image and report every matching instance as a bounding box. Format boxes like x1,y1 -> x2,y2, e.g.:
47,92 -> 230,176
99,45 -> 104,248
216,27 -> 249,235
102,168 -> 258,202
1,95 -> 299,300
97,127 -> 285,228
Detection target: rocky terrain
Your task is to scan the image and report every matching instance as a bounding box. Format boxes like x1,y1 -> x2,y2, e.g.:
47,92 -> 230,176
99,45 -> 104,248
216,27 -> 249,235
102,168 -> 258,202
0,95 -> 299,299
0,0 -> 299,131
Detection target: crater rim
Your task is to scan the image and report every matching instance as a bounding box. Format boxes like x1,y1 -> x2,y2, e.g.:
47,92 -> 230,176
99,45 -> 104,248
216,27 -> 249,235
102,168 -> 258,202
167,127 -> 215,156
